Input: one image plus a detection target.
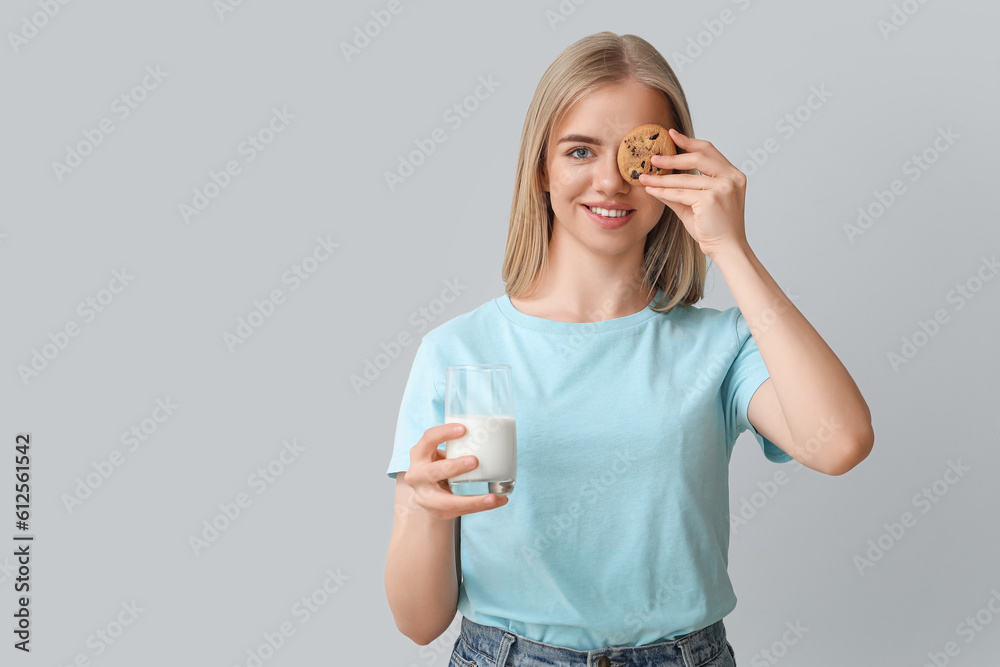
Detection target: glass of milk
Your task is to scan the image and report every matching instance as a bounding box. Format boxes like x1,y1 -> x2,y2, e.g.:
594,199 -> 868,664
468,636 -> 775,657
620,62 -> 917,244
444,365 -> 517,496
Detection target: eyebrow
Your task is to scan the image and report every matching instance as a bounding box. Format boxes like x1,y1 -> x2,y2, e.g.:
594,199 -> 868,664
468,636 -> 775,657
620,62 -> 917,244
556,134 -> 603,146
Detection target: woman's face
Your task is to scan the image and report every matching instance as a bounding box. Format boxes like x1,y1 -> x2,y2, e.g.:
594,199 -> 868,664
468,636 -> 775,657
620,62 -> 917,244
542,80 -> 674,259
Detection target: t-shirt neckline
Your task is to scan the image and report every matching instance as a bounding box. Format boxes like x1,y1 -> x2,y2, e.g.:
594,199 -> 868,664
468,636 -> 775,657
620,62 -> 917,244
495,289 -> 664,334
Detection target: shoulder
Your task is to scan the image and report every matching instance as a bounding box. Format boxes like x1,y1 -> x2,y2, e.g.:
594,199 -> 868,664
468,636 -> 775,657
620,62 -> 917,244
651,302 -> 744,346
418,294 -> 504,347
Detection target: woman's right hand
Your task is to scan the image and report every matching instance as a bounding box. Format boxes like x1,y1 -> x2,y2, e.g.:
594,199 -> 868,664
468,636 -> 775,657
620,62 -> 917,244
404,423 -> 510,521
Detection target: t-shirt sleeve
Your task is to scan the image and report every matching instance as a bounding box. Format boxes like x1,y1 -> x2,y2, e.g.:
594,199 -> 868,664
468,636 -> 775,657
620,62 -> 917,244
385,336 -> 446,479
721,309 -> 793,463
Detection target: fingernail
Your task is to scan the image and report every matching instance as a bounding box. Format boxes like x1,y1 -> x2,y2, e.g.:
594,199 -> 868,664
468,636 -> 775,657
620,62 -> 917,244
453,425 -> 464,433
465,457 -> 476,468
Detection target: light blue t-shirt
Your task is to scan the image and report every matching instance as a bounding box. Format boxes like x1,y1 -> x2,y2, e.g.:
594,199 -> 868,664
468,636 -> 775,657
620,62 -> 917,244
385,289 -> 792,650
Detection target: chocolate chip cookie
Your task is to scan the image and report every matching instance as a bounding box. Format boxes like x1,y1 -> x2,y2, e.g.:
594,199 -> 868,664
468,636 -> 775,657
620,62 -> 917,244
617,123 -> 676,184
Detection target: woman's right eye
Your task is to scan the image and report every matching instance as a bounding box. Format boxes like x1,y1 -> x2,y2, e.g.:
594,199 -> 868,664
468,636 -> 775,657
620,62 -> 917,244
569,147 -> 594,159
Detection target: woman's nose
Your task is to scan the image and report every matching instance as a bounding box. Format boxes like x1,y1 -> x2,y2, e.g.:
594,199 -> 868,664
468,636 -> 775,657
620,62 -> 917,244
594,152 -> 628,193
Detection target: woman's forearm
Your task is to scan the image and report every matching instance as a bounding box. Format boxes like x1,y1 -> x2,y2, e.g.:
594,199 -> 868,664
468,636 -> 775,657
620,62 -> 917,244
385,474 -> 461,645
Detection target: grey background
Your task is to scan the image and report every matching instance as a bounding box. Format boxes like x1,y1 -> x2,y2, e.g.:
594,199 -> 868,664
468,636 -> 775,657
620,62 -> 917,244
2,0 -> 998,665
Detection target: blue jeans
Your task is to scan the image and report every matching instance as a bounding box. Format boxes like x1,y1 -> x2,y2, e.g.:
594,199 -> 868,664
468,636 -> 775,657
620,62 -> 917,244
449,615 -> 737,667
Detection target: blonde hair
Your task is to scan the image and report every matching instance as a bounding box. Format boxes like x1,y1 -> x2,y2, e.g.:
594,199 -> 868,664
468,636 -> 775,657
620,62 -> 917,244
501,31 -> 706,314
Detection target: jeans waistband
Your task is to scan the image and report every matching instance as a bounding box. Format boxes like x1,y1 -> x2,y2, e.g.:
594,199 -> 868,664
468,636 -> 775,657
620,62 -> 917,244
457,615 -> 729,667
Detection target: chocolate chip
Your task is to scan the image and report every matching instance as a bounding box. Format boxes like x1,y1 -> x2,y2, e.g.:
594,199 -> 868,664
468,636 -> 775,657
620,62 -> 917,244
640,161 -> 645,168
631,170 -> 639,179
649,132 -> 659,140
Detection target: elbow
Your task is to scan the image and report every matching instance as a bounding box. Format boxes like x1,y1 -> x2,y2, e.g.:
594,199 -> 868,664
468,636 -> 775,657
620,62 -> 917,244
395,621 -> 439,646
826,427 -> 875,476
385,595 -> 439,646
384,570 -> 454,647
392,614 -> 453,646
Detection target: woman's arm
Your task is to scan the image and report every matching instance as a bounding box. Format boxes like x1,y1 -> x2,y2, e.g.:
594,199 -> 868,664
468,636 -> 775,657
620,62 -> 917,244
639,130 -> 874,475
385,473 -> 460,645
713,241 -> 875,475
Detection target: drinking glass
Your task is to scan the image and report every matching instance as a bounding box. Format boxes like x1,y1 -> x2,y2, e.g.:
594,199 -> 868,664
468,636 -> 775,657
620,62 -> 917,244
444,364 -> 516,496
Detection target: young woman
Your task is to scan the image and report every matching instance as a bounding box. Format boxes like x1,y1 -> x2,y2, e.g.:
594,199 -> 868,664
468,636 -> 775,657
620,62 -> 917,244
384,31 -> 874,667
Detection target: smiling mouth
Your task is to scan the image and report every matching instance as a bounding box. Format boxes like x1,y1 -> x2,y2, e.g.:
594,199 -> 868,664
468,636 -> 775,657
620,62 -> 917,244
584,205 -> 634,218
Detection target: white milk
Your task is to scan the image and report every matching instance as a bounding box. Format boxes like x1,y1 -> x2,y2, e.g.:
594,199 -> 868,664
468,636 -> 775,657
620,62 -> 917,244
445,414 -> 516,484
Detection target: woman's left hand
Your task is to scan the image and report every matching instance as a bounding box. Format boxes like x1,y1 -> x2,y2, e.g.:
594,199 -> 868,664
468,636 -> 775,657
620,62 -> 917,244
638,128 -> 749,259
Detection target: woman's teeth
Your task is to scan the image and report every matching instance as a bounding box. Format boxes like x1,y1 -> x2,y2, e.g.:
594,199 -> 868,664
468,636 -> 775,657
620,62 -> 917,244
586,206 -> 631,218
